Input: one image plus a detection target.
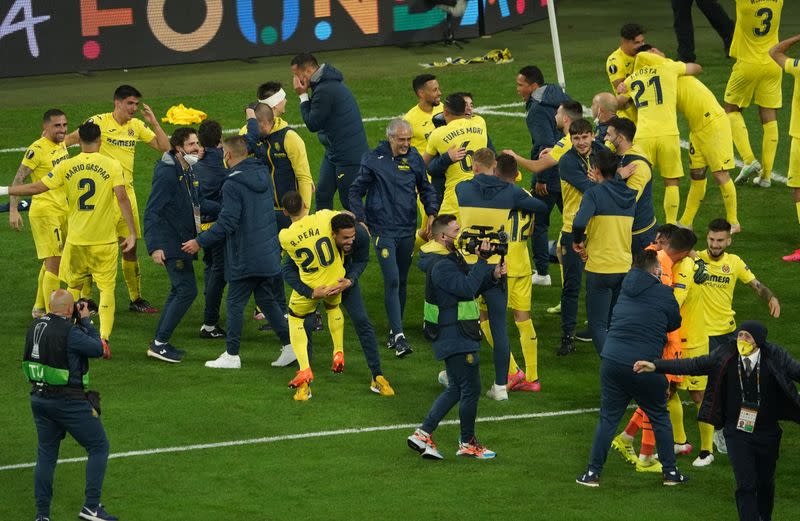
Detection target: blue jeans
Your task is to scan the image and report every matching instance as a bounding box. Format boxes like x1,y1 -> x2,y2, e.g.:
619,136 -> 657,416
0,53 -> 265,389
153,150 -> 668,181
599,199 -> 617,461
225,276 -> 289,355
202,241 -> 226,326
585,271 -> 626,355
560,232 -> 584,337
31,395 -> 109,515
374,235 -> 415,335
588,359 -> 676,475
316,156 -> 359,211
531,191 -> 563,275
155,258 -> 198,343
421,352 -> 481,442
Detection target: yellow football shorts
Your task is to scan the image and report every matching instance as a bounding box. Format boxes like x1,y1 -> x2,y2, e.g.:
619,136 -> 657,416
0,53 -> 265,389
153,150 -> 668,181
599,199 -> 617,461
115,188 -> 141,239
788,137 -> 800,189
477,275 -> 531,312
688,115 -> 735,173
634,135 -> 684,179
288,291 -> 342,317
677,344 -> 710,391
29,213 -> 67,259
438,192 -> 459,217
60,242 -> 118,289
724,59 -> 782,109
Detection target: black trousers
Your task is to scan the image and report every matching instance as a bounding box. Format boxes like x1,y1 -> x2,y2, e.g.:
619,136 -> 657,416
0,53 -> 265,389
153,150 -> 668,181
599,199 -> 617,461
724,425 -> 782,521
671,0 -> 734,62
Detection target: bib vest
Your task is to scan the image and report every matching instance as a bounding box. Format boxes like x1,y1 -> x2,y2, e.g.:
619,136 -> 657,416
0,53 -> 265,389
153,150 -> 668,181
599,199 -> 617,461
22,315 -> 89,387
423,252 -> 481,342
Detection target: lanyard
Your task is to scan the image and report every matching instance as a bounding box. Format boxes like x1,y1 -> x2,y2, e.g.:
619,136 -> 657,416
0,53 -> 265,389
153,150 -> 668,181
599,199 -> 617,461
180,167 -> 202,235
737,358 -> 760,407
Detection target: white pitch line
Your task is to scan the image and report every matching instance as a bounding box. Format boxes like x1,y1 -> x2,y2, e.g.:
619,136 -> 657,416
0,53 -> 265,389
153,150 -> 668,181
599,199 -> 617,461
0,406 -> 601,472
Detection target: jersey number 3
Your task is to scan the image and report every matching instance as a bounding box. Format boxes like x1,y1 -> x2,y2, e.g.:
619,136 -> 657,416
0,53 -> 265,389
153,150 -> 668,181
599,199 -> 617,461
753,8 -> 773,37
78,178 -> 96,211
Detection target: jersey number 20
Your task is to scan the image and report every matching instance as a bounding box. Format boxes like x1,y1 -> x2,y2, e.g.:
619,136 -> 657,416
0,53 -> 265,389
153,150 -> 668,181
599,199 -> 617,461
295,236 -> 335,273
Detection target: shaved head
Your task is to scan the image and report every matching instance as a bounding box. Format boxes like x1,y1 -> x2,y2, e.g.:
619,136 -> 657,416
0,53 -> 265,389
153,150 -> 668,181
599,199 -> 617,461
593,92 -> 617,113
49,289 -> 74,317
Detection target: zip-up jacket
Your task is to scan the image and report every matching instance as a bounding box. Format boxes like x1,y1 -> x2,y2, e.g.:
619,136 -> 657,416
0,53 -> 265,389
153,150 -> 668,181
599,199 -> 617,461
526,84 -> 572,192
193,147 -> 227,224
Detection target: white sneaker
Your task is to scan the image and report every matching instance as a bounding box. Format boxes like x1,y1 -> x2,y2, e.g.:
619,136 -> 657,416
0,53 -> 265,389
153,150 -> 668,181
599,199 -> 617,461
205,351 -> 241,369
734,160 -> 761,185
271,344 -> 297,367
713,429 -> 728,454
752,176 -> 771,188
437,370 -> 449,387
692,453 -> 715,467
531,273 -> 552,286
486,383 -> 508,401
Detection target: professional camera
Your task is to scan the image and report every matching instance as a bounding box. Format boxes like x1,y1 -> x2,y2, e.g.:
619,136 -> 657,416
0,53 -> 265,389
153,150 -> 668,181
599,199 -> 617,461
72,298 -> 98,322
459,225 -> 509,258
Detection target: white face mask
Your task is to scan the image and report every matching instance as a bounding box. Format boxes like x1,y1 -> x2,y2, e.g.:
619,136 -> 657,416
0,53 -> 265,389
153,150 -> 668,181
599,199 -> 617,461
183,153 -> 199,166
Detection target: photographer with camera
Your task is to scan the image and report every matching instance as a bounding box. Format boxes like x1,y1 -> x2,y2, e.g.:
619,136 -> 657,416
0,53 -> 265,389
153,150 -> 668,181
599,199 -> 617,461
408,215 -> 505,460
23,289 -> 116,521
455,151 -> 547,400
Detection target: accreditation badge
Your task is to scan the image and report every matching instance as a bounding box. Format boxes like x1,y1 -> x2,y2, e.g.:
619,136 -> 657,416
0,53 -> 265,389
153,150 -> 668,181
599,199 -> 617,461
736,403 -> 758,434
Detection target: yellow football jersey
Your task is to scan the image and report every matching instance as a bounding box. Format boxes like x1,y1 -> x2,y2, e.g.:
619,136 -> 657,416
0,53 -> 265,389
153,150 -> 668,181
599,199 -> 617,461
87,113 -> 156,187
279,209 -> 345,288
696,250 -> 756,335
426,116 -> 489,199
549,135 -> 573,163
622,144 -> 652,202
624,58 -> 687,138
41,152 -> 125,246
560,151 -> 592,233
505,208 -> 533,278
672,257 -> 707,349
404,103 -> 444,153
21,137 -> 70,218
730,0 -> 783,65
607,47 -> 638,121
786,57 -> 800,139
677,76 -> 726,132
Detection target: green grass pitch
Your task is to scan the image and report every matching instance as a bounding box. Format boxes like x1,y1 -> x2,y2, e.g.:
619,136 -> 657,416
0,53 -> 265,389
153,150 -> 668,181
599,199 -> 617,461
1,1 -> 799,519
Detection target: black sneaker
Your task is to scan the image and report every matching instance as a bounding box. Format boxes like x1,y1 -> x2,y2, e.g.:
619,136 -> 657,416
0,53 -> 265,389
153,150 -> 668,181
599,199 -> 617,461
78,503 -> 118,521
146,341 -> 183,363
556,335 -> 575,356
386,331 -> 396,350
662,469 -> 690,486
129,298 -> 158,313
574,328 -> 592,343
313,310 -> 324,332
395,335 -> 413,358
576,470 -> 600,487
200,325 -> 226,339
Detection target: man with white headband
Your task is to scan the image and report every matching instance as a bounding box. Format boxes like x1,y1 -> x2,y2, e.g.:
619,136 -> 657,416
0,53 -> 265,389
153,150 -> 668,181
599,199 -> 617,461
291,53 -> 369,211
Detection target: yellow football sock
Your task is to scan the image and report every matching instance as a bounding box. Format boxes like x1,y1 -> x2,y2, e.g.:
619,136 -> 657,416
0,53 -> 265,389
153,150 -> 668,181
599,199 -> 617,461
667,392 -> 686,443
664,185 -> 680,224
288,314 -> 311,371
480,319 -> 520,373
761,121 -> 778,181
719,180 -> 739,225
698,402 -> 714,452
796,202 -> 800,224
34,263 -> 46,310
81,278 -> 93,300
516,319 -> 538,381
680,179 -> 707,227
122,259 -> 141,301
728,111 -> 756,164
96,281 -> 116,340
42,271 -> 61,312
326,305 -> 344,354
413,231 -> 426,254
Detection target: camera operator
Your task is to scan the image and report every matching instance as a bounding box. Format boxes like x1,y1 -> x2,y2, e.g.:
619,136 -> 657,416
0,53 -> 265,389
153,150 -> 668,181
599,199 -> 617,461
408,215 -> 505,460
455,151 -> 547,400
23,289 -> 116,521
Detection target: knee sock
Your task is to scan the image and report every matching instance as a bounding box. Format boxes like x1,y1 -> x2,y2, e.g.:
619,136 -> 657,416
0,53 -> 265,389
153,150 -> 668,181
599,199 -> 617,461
680,178 -> 707,227
698,403 -> 714,453
34,263 -> 46,310
640,416 -> 655,457
761,121 -> 779,181
326,305 -> 344,355
668,392 -> 686,443
516,319 -> 538,381
624,408 -> 645,438
728,111 -> 756,164
663,185 -> 680,224
719,179 -> 739,225
97,284 -> 116,340
122,259 -> 141,301
288,314 -> 311,371
481,319 -> 520,375
42,271 -> 61,313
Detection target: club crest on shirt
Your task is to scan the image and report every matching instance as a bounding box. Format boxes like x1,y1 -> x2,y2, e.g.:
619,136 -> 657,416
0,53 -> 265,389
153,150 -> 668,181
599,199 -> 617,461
274,142 -> 281,152
381,248 -> 389,259
128,128 -> 135,137
722,264 -> 730,274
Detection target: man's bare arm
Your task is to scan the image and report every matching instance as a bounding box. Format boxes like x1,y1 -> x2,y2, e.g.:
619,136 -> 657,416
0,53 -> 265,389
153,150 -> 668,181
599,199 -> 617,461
749,279 -> 781,318
770,34 -> 800,68
8,164 -> 32,230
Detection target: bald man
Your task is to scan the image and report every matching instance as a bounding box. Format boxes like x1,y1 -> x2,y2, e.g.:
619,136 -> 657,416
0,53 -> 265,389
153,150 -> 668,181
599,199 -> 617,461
23,289 -> 115,521
592,92 -> 618,145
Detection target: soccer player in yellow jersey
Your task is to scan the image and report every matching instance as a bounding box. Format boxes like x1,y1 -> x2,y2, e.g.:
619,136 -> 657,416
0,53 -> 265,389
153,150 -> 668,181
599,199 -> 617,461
770,35 -> 800,261
424,94 -> 488,216
634,50 -> 740,231
504,100 -> 582,175
617,45 -> 702,224
66,85 -> 169,314
8,109 -> 70,316
3,122 -> 136,345
606,23 -> 645,122
279,202 -> 350,400
727,0 -> 784,188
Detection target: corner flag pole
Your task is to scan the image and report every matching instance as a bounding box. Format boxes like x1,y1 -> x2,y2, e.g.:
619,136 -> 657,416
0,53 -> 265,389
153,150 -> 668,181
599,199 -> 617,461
546,0 -> 566,90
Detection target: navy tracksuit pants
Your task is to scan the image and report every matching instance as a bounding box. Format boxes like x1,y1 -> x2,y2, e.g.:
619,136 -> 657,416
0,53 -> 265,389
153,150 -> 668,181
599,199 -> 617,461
202,242 -> 226,327
316,156 -> 359,211
155,258 -> 198,343
225,276 -> 289,355
560,231 -> 585,337
421,352 -> 481,443
531,191 -> 563,275
374,235 -> 415,336
585,271 -> 625,355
